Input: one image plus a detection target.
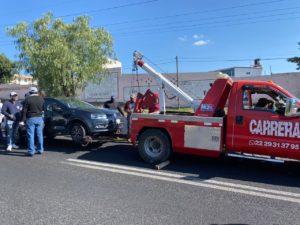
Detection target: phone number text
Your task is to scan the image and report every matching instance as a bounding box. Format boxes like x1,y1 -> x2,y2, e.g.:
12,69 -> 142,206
249,140 -> 299,150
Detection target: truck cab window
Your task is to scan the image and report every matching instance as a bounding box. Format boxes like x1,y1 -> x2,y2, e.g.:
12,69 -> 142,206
242,86 -> 287,114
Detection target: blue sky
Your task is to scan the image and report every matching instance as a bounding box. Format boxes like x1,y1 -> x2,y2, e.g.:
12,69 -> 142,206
0,0 -> 300,74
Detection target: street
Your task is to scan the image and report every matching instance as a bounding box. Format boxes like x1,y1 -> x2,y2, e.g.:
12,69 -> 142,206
1,137 -> 300,225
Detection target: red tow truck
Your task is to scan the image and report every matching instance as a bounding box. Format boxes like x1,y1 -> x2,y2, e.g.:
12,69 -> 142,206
130,51 -> 300,165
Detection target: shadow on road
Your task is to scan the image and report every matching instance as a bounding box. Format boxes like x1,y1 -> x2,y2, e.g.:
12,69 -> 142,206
0,150 -> 29,157
74,141 -> 300,189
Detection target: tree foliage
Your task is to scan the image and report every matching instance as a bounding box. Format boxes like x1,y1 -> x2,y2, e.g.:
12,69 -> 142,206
0,53 -> 16,84
287,42 -> 300,70
8,13 -> 114,97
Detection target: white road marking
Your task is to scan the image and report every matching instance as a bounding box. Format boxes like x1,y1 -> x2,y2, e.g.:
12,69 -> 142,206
66,159 -> 300,198
63,159 -> 300,204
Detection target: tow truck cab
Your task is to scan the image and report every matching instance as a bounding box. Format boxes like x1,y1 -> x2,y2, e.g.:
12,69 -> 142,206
226,80 -> 300,160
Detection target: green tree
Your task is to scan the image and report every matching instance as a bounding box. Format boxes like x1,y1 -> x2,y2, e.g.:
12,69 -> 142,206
8,13 -> 114,97
288,42 -> 300,70
0,53 -> 16,83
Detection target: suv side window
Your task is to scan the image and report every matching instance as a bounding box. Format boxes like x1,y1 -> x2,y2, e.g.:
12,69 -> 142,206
44,99 -> 55,112
45,99 -> 64,113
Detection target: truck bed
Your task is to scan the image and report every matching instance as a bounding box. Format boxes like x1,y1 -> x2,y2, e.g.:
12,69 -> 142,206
131,113 -> 224,157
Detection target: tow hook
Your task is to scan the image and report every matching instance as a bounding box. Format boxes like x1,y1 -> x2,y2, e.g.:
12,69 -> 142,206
81,136 -> 93,147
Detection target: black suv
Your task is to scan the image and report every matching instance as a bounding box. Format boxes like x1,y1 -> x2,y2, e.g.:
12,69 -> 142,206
18,97 -> 122,146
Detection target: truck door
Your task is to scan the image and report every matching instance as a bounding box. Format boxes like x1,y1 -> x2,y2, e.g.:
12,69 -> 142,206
231,83 -> 299,157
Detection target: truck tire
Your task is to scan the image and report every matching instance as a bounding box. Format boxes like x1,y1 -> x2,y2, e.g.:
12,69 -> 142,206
138,129 -> 171,165
70,123 -> 87,146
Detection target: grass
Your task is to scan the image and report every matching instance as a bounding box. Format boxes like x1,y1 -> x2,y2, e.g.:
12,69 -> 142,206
166,107 -> 194,113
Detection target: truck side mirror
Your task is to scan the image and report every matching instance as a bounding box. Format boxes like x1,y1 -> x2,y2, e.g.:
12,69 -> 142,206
285,98 -> 300,117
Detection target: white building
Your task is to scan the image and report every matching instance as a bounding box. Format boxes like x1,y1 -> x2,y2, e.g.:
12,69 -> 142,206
10,74 -> 37,85
215,59 -> 263,77
82,60 -> 122,102
215,66 -> 262,78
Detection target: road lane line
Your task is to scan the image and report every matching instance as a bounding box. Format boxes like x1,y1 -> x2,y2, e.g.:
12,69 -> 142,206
63,160 -> 300,204
66,158 -> 300,198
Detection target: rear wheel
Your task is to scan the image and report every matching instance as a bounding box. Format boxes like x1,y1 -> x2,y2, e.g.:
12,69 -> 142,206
138,129 -> 172,165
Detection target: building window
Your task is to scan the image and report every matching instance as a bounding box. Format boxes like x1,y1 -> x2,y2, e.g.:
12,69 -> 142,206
246,72 -> 251,75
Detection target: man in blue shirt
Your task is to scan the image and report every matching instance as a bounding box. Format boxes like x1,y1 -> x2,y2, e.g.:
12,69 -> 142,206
1,92 -> 22,151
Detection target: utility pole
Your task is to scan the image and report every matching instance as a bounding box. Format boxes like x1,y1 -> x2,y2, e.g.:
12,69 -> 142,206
176,56 -> 180,109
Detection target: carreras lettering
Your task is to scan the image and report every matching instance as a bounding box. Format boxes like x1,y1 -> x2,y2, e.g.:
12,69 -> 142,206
249,120 -> 300,138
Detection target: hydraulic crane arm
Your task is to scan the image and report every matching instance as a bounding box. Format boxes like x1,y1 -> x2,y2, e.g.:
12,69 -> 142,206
133,51 -> 199,112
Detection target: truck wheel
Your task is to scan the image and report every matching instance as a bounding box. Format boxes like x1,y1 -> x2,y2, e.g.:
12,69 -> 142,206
70,123 -> 87,146
138,129 -> 171,165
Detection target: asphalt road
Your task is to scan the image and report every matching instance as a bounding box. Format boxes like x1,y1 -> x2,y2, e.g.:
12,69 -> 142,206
1,137 -> 300,225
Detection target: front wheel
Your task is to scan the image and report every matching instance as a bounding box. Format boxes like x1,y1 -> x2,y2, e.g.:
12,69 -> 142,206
70,123 -> 88,146
138,129 -> 172,165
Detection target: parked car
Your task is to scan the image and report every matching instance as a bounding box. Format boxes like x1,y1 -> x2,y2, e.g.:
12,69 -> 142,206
16,97 -> 123,146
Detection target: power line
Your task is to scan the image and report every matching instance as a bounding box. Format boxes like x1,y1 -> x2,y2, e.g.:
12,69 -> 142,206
143,55 -> 169,73
123,56 -> 295,69
0,0 -> 159,29
101,0 -> 289,27
113,11 -> 300,36
179,57 -> 291,63
114,15 -> 300,38
58,0 -> 158,18
0,0 -> 296,40
2,15 -> 300,45
109,6 -> 300,32
0,0 -> 86,17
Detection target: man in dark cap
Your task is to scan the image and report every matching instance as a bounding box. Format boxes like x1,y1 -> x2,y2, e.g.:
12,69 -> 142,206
21,87 -> 45,156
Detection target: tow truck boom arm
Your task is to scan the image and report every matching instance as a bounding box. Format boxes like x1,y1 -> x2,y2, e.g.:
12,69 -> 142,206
133,51 -> 198,110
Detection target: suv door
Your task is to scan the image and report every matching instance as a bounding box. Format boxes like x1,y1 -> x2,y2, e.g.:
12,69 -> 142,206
231,83 -> 300,158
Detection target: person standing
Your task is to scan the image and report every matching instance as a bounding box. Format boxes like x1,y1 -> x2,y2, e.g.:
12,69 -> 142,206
0,99 -> 5,139
124,94 -> 136,139
104,96 -> 116,109
104,95 -> 124,116
1,92 -> 22,151
21,87 -> 44,156
124,94 -> 136,114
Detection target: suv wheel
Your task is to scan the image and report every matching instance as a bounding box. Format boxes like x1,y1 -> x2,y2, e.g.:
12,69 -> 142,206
70,123 -> 87,145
